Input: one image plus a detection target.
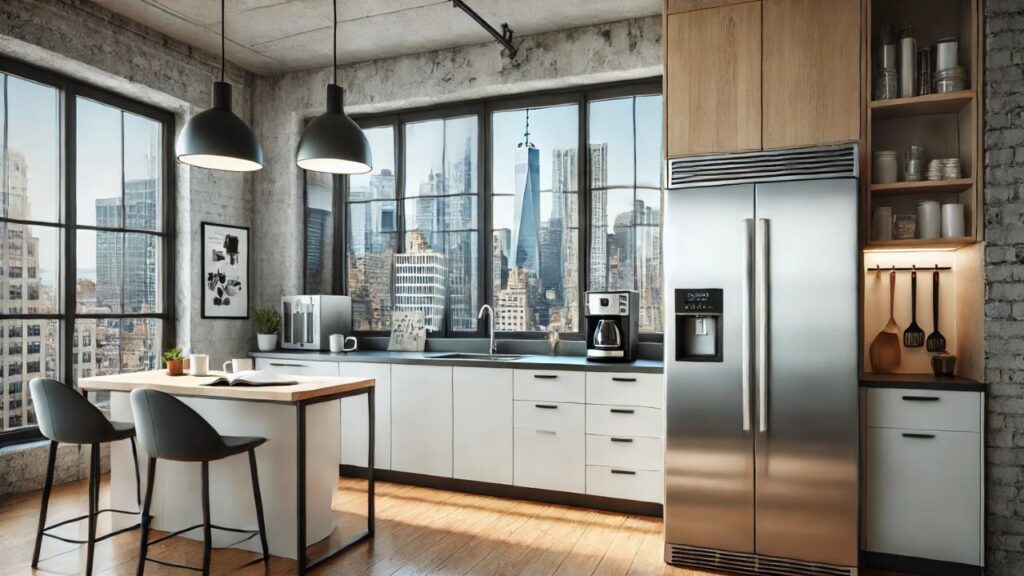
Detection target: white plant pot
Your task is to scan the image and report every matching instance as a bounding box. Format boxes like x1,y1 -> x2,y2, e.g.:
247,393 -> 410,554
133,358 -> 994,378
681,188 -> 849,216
257,333 -> 278,351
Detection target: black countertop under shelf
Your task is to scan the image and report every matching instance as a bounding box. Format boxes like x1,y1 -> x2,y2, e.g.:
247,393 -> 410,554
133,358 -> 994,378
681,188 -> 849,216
860,372 -> 986,392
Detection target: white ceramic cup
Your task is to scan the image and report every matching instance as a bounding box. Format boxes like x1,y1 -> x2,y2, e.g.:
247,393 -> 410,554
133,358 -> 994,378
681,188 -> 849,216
189,354 -> 209,376
941,203 -> 966,237
329,334 -> 358,353
222,358 -> 254,373
917,200 -> 941,239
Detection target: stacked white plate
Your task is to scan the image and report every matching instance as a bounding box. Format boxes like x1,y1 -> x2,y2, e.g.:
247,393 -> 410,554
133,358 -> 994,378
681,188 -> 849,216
926,158 -> 962,180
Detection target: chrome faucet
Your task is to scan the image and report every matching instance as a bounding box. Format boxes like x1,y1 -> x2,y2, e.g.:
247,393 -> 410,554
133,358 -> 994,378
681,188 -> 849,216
478,304 -> 496,354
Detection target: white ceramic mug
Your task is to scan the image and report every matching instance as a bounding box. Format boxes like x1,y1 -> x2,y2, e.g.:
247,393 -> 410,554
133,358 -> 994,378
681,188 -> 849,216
329,334 -> 358,353
222,358 -> 254,373
189,354 -> 209,376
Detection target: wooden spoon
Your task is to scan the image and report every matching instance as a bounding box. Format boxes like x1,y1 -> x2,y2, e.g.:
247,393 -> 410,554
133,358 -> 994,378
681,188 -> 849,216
869,269 -> 901,372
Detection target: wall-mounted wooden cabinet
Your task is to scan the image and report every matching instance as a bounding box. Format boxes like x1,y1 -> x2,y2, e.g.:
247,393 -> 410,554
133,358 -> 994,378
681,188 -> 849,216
762,0 -> 861,149
664,1 -> 762,156
664,0 -> 861,157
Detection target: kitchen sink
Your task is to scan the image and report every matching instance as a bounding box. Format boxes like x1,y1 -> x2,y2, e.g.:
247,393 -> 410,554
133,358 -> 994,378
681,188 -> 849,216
429,353 -> 524,361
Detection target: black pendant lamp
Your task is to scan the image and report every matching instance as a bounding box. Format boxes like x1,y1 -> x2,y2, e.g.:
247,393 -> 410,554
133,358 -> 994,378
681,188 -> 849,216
176,0 -> 264,172
296,0 -> 372,174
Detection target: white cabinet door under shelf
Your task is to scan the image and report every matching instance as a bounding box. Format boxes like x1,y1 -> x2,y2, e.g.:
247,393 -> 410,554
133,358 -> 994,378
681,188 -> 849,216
865,426 -> 982,566
338,362 -> 391,470
391,364 -> 453,478
453,367 -> 513,485
254,358 -> 339,377
513,401 -> 585,493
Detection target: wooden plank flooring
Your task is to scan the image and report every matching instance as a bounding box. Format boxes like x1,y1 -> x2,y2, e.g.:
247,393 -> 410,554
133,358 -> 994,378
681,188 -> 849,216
0,476 -> 902,576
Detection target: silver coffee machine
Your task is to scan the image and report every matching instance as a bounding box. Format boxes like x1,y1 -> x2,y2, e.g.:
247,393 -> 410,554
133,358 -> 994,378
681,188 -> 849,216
281,295 -> 352,350
585,291 -> 639,362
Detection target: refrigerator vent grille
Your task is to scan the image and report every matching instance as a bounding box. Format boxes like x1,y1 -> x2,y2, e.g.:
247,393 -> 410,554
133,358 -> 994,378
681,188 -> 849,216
667,144 -> 858,188
667,544 -> 853,576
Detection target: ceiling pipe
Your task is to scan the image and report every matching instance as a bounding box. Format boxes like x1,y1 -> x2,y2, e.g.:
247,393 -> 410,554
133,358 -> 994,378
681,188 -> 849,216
451,0 -> 518,59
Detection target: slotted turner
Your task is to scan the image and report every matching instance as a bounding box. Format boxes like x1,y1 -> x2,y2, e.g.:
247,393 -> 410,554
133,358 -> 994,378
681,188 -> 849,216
903,269 -> 924,347
926,268 -> 947,352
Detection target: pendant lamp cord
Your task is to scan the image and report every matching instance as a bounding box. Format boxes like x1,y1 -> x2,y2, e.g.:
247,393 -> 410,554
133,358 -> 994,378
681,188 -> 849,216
221,0 -> 226,82
333,0 -> 338,85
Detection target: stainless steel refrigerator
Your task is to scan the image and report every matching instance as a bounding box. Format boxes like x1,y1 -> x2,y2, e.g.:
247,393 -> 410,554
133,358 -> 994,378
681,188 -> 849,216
663,145 -> 859,576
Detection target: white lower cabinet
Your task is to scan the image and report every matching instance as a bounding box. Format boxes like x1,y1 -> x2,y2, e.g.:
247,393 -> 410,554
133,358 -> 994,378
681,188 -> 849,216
338,362 -> 391,470
255,358 -> 339,377
513,401 -> 585,493
586,466 -> 663,503
864,388 -> 983,567
586,435 -> 662,471
391,364 -> 453,477
453,367 -> 513,484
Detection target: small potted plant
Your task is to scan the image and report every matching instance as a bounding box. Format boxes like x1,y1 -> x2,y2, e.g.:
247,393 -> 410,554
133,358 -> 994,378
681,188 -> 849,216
254,307 -> 281,352
163,347 -> 185,376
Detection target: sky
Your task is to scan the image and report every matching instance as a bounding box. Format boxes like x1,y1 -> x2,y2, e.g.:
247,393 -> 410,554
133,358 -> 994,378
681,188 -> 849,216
3,73 -> 161,288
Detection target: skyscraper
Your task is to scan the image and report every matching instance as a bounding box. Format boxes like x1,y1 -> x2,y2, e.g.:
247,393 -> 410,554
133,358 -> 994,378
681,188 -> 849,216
511,142 -> 540,272
395,230 -> 447,332
588,143 -> 609,290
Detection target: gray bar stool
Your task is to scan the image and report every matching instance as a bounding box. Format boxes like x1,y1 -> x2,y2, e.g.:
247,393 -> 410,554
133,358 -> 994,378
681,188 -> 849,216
29,378 -> 142,576
129,388 -> 269,576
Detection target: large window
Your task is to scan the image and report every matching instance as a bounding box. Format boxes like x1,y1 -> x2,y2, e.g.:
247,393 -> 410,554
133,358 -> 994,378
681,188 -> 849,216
305,81 -> 660,339
0,60 -> 172,437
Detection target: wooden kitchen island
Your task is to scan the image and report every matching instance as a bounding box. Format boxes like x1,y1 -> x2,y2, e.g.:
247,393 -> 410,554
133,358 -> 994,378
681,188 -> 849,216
79,369 -> 375,575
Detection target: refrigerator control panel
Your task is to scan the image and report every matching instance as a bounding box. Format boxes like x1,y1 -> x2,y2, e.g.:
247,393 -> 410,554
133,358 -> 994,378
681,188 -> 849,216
675,289 -> 723,362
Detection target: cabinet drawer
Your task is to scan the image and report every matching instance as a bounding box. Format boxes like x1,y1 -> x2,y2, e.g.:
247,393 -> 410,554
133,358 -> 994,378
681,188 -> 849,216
514,427 -> 585,493
514,401 -> 584,434
514,370 -> 585,403
865,427 -> 982,565
586,405 -> 662,438
586,372 -> 663,408
255,358 -> 339,377
586,435 -> 662,471
586,466 -> 663,503
866,388 -> 981,432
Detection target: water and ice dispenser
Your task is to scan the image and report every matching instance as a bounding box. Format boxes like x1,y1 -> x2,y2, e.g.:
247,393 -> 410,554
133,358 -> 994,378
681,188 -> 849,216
675,288 -> 723,362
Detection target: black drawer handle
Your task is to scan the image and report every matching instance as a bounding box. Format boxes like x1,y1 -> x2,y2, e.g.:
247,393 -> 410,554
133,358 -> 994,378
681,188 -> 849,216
610,469 -> 636,475
269,363 -> 305,367
902,433 -> 936,439
902,395 -> 939,402
535,404 -> 558,410
610,437 -> 634,443
534,374 -> 558,379
610,408 -> 635,414
612,377 -> 637,382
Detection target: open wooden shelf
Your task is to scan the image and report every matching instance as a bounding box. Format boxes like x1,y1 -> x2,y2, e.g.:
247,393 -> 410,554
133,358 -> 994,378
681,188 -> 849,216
870,178 -> 975,196
859,371 -> 985,390
865,236 -> 976,250
870,90 -> 975,120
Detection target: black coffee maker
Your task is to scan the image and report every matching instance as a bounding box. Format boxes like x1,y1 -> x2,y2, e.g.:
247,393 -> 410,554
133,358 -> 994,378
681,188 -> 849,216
585,291 -> 639,362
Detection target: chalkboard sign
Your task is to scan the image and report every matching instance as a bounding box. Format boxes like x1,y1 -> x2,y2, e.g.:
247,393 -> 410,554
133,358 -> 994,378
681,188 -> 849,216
388,311 -> 427,352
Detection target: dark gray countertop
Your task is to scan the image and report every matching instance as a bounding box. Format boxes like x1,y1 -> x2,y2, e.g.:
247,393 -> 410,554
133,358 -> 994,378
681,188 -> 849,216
250,350 -> 663,373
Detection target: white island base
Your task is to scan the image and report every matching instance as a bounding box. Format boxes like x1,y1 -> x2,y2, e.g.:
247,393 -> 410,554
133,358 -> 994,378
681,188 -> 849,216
108,391 -> 341,560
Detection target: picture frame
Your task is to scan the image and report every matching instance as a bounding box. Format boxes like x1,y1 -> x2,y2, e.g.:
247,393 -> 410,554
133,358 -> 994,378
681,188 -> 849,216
201,222 -> 250,319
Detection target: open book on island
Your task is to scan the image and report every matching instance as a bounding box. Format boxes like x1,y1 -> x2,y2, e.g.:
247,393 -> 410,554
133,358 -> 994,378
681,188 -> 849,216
199,370 -> 298,387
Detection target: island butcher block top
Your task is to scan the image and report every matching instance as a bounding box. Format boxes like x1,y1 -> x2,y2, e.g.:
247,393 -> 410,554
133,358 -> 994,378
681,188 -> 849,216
79,369 -> 374,403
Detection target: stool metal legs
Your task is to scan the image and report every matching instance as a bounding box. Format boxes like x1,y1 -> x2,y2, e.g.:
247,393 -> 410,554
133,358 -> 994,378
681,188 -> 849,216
31,441 -> 58,568
86,442 -> 100,575
248,449 -> 270,563
136,457 -> 156,576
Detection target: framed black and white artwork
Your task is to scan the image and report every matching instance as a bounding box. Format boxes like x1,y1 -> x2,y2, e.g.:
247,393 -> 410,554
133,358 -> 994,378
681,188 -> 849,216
201,222 -> 249,319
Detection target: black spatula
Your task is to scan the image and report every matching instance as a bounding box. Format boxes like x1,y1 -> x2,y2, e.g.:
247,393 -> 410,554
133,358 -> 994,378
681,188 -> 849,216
903,269 -> 924,348
926,268 -> 947,352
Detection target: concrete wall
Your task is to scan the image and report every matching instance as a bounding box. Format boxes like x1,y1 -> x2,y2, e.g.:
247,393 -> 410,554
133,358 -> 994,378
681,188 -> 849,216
0,0 -> 256,493
0,0 -> 257,366
250,15 -> 662,310
984,1 -> 1024,574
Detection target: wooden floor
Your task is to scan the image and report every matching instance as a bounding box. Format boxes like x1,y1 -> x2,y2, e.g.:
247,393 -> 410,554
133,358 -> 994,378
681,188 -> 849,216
2,476 -> 900,576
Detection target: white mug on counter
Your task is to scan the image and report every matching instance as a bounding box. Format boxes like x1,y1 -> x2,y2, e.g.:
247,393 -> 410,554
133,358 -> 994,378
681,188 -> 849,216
189,354 -> 210,376
223,358 -> 254,373
329,334 -> 358,353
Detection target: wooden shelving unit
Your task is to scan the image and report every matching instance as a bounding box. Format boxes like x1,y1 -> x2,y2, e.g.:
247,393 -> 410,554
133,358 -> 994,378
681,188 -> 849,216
870,90 -> 975,120
860,0 -> 985,386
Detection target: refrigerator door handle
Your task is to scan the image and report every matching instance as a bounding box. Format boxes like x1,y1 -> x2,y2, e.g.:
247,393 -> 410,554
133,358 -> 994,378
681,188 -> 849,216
756,218 -> 769,433
741,219 -> 754,432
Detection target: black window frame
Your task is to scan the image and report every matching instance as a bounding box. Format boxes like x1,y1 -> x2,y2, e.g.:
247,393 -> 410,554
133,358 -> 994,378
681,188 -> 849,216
303,77 -> 662,342
0,57 -> 175,446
